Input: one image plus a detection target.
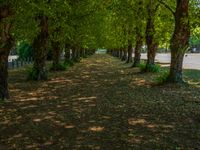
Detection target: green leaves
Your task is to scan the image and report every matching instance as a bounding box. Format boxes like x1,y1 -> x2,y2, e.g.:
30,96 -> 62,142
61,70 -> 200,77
2,0 -> 199,50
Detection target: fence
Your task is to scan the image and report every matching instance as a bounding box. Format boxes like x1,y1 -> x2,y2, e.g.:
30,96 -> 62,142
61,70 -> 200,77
8,58 -> 33,69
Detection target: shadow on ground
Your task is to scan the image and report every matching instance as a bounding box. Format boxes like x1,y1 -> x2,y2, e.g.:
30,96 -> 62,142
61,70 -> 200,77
0,54 -> 200,149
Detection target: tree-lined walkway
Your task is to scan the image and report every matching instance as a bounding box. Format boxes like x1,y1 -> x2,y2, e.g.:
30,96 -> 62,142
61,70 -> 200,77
0,54 -> 200,149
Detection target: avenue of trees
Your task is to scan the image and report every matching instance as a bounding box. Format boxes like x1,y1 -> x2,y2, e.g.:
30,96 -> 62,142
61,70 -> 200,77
0,0 -> 200,100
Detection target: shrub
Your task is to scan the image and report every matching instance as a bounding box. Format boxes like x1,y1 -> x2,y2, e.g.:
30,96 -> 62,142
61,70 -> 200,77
50,63 -> 69,71
73,57 -> 82,63
27,67 -> 38,80
147,64 -> 160,73
139,63 -> 146,71
27,67 -> 48,80
139,63 -> 160,73
65,60 -> 74,66
156,71 -> 170,84
17,42 -> 33,60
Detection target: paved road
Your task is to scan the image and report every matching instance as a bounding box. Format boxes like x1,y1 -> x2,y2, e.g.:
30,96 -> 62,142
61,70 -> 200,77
134,53 -> 200,70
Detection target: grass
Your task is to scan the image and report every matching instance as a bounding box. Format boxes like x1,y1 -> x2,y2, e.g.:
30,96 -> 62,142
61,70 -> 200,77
0,54 -> 200,149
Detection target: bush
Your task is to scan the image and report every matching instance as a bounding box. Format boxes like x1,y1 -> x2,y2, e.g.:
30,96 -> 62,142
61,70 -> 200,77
50,63 -> 69,71
138,63 -> 146,71
27,67 -> 48,80
17,42 -> 33,60
139,63 -> 160,73
65,60 -> 74,66
27,67 -> 38,80
155,71 -> 170,84
73,57 -> 82,63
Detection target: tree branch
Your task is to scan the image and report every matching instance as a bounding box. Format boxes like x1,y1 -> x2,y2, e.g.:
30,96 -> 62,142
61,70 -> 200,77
157,0 -> 175,16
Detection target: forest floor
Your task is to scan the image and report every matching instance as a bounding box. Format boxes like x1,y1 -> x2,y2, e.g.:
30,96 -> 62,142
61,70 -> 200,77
0,54 -> 200,149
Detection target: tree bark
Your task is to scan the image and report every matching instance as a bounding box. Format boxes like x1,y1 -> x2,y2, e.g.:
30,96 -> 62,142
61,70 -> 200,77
119,49 -> 123,59
64,44 -> 71,63
133,32 -> 143,67
126,40 -> 133,63
121,49 -> 127,61
51,41 -> 61,71
0,6 -> 12,100
80,48 -> 86,58
71,47 -> 77,60
132,0 -> 143,67
145,0 -> 158,68
167,0 -> 190,83
32,15 -> 49,80
76,48 -> 80,59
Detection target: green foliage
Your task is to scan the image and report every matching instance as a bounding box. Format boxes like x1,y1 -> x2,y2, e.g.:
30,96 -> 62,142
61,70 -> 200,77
146,64 -> 161,73
26,67 -> 38,81
139,63 -> 160,73
65,60 -> 74,66
155,71 -> 170,84
27,67 -> 48,80
17,42 -> 33,60
50,63 -> 69,71
138,63 -> 146,71
72,57 -> 82,63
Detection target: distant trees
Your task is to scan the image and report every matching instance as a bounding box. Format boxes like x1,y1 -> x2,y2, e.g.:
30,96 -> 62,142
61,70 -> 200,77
0,0 -> 199,99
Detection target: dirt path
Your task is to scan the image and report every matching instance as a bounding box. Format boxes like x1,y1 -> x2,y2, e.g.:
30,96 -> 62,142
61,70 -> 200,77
0,54 -> 200,149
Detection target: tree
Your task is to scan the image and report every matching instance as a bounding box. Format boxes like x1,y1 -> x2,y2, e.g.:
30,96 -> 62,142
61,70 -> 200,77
0,4 -> 13,99
132,0 -> 145,67
145,0 -> 159,70
168,0 -> 190,83
158,0 -> 190,83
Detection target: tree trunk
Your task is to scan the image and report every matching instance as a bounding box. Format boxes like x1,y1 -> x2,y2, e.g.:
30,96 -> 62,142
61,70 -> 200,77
71,47 -> 77,60
32,15 -> 48,80
121,49 -> 127,61
51,41 -> 61,71
119,49 -> 123,59
80,48 -> 86,58
145,0 -> 158,69
82,48 -> 86,57
0,48 -> 11,100
133,32 -> 143,67
126,41 -> 133,63
0,6 -> 12,100
76,48 -> 80,59
167,0 -> 190,83
64,44 -> 71,63
133,0 -> 143,67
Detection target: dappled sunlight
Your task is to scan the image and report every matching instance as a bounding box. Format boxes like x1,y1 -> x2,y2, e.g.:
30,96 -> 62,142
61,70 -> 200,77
77,96 -> 97,101
0,54 -> 198,149
26,144 -> 39,149
127,136 -> 143,144
128,118 -> 147,126
128,118 -> 174,132
130,78 -> 151,87
64,125 -> 75,129
187,80 -> 200,88
48,78 -> 73,84
33,118 -> 43,122
88,126 -> 105,132
0,120 -> 11,125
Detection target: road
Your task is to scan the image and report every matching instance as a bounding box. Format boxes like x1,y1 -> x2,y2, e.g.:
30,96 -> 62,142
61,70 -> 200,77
134,53 -> 200,70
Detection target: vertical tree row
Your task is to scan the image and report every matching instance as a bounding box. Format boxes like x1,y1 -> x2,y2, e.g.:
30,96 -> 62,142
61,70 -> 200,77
0,0 -> 99,100
107,0 -> 194,83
